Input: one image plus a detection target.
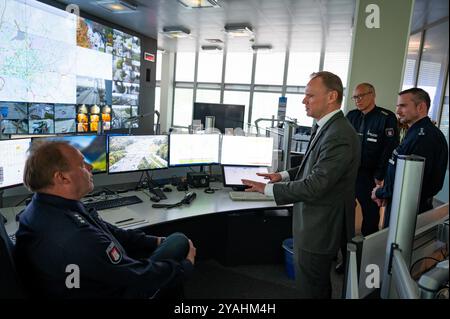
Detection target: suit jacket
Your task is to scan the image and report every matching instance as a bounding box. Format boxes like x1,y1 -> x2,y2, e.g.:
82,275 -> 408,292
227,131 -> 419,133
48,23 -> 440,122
273,111 -> 360,255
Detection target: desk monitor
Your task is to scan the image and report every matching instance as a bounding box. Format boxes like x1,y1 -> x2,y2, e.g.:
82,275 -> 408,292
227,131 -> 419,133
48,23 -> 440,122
221,135 -> 274,167
193,102 -> 244,133
222,165 -> 269,188
108,135 -> 168,174
169,133 -> 220,167
0,138 -> 31,190
32,135 -> 107,174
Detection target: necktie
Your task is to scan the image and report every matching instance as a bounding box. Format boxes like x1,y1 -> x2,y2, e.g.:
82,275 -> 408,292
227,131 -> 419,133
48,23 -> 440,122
358,113 -> 365,141
306,123 -> 319,153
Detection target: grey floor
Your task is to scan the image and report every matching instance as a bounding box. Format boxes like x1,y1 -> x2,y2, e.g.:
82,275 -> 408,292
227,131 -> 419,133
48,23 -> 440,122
185,259 -> 344,299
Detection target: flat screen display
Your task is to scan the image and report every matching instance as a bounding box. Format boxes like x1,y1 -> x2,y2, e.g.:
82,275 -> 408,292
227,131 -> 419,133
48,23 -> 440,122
221,136 -> 274,167
169,134 -> 220,167
33,135 -> 107,173
222,165 -> 269,187
108,135 -> 168,173
0,138 -> 31,189
193,103 -> 245,133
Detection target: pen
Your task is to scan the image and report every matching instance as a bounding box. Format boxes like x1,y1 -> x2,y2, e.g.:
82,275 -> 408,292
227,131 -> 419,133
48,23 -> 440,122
115,218 -> 134,224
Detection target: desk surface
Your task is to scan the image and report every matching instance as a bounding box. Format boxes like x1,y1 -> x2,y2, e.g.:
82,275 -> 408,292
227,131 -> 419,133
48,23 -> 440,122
1,183 -> 287,235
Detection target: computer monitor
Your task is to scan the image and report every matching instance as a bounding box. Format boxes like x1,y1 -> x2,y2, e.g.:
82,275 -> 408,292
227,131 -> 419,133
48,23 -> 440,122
221,135 -> 274,167
108,135 -> 169,174
32,135 -> 107,174
193,102 -> 245,133
169,133 -> 220,167
222,165 -> 269,187
0,138 -> 31,190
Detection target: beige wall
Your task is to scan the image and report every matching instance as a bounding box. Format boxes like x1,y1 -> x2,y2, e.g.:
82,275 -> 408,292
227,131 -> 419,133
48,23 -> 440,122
345,0 -> 415,113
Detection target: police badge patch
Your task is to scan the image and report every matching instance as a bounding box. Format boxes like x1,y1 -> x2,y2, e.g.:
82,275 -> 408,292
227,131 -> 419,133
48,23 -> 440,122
106,242 -> 122,264
385,128 -> 394,137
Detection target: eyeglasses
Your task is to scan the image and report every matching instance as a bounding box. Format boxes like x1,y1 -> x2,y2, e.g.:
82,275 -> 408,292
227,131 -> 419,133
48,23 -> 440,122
351,91 -> 372,102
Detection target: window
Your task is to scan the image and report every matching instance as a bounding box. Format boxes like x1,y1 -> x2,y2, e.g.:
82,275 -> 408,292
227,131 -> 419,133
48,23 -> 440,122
402,32 -> 422,90
251,92 -> 281,127
285,93 -> 313,127
196,89 -> 220,103
156,50 -> 162,82
416,21 -> 449,120
223,90 -> 250,125
175,52 -> 196,82
254,52 -> 285,85
197,51 -> 223,83
287,52 -> 320,86
323,51 -> 351,85
172,88 -> 193,127
225,52 -> 253,84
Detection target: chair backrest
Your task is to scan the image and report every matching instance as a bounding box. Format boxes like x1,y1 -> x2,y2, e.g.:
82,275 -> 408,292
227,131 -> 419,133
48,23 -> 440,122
0,214 -> 26,298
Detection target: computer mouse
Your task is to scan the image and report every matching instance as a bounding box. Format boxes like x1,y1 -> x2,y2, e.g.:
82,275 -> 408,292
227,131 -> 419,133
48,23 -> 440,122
150,196 -> 160,202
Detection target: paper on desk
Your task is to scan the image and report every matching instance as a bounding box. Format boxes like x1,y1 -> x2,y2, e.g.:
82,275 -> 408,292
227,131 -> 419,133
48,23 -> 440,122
98,208 -> 148,228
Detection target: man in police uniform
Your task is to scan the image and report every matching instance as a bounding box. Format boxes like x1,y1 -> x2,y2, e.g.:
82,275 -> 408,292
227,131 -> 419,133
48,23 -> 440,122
372,88 -> 448,227
15,141 -> 196,298
347,83 -> 399,236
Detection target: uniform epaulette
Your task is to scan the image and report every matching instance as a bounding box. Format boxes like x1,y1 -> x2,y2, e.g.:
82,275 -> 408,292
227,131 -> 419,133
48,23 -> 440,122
66,211 -> 90,228
380,110 -> 388,116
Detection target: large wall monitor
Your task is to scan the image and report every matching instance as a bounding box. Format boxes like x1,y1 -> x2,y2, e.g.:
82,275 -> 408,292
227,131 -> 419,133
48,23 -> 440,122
0,0 -> 141,132
221,136 -> 274,167
169,134 -> 220,167
0,138 -> 31,189
193,103 -> 245,133
32,135 -> 107,173
108,135 -> 169,173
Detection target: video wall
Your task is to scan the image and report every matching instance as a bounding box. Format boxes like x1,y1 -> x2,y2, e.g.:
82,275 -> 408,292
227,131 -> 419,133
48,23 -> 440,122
0,0 -> 141,135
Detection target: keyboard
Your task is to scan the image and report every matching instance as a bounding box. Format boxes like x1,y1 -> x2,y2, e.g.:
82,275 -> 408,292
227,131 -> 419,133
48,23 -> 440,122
84,195 -> 143,211
229,191 -> 274,201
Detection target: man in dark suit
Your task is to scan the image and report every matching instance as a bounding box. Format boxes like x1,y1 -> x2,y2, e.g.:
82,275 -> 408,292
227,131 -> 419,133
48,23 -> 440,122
242,71 -> 360,298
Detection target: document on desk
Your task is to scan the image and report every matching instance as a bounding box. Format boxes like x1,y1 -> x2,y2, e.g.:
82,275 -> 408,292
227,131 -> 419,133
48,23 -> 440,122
98,208 -> 148,228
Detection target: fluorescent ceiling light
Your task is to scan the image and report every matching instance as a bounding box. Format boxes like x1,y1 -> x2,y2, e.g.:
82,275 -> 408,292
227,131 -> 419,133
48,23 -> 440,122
251,44 -> 272,51
177,0 -> 221,8
96,0 -> 138,13
201,45 -> 222,51
224,23 -> 253,37
161,26 -> 191,38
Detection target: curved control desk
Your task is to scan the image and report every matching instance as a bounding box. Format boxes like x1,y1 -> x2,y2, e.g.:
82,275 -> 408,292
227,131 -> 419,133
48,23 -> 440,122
1,183 -> 293,266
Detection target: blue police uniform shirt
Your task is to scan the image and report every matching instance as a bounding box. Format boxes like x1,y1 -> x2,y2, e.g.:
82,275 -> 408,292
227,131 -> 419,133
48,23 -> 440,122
346,106 -> 399,180
14,193 -> 193,298
376,116 -> 448,213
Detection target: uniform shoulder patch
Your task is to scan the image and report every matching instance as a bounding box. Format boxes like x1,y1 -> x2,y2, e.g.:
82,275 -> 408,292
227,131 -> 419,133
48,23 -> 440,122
67,212 -> 90,228
106,242 -> 122,264
385,128 -> 395,137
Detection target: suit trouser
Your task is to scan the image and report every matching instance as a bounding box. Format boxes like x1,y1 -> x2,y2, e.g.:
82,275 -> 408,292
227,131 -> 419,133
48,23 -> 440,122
295,248 -> 334,299
356,170 -> 380,236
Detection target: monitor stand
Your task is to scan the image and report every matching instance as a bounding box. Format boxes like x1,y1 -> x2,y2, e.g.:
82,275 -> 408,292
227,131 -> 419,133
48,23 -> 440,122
136,171 -> 167,199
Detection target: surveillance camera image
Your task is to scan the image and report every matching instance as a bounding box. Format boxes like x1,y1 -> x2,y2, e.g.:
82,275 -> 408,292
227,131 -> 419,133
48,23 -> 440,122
108,135 -> 168,173
28,103 -> 54,120
1,119 -> 29,134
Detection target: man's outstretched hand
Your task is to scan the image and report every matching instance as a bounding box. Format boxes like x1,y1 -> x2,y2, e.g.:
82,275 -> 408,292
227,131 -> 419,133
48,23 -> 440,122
256,172 -> 282,183
241,179 -> 266,193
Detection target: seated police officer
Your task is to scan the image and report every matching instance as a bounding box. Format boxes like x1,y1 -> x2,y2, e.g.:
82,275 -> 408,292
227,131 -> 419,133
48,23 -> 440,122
371,88 -> 448,227
15,141 -> 196,298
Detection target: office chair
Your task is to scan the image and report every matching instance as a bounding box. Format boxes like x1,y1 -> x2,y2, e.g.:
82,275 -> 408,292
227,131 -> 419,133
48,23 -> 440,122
0,214 -> 26,298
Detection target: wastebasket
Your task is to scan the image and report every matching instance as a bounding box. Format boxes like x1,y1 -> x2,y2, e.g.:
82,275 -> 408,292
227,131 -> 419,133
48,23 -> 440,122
282,238 -> 295,280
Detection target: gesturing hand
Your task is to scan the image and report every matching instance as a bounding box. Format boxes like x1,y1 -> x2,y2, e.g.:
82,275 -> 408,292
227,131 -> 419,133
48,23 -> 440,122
256,172 -> 282,183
